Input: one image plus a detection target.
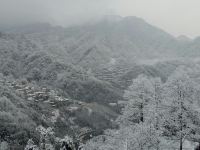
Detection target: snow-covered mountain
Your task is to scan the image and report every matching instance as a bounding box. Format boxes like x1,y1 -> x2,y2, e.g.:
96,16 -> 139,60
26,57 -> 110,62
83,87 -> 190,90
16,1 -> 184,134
1,15 -> 200,149
14,16 -> 177,69
2,15 -> 200,110
7,16 -> 200,72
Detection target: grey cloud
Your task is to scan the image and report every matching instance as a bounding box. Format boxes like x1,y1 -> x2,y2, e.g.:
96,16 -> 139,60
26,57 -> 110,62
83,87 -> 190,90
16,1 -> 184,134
0,0 -> 115,27
0,0 -> 200,37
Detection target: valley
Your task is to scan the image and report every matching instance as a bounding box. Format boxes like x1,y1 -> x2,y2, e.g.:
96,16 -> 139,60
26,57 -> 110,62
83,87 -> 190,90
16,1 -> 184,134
1,15 -> 200,149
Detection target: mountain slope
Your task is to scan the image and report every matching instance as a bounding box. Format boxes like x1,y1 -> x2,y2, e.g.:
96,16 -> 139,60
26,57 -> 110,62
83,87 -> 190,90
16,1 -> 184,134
0,33 -> 122,104
20,16 -> 179,71
2,15 -> 200,148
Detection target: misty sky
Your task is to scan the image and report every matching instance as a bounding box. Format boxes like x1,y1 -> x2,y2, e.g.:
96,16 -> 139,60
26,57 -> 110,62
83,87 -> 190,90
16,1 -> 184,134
0,0 -> 200,38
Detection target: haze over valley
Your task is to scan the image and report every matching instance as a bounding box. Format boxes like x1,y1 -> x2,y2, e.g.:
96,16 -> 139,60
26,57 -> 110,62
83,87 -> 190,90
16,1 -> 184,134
1,1 -> 200,150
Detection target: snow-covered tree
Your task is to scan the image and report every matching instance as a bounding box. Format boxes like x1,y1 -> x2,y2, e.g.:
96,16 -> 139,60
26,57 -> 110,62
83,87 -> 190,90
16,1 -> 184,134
24,139 -> 39,150
114,76 -> 164,150
36,126 -> 55,150
163,67 -> 199,150
121,75 -> 154,125
145,78 -> 164,150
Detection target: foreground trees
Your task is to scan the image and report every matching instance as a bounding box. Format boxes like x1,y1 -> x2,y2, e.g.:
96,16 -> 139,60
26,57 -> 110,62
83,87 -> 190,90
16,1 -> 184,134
85,67 -> 200,150
121,75 -> 154,124
163,68 -> 199,150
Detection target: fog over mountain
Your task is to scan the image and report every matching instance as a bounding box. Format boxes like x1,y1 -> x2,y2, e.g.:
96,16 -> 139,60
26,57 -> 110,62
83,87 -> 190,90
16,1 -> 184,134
1,0 -> 200,37
1,1 -> 200,150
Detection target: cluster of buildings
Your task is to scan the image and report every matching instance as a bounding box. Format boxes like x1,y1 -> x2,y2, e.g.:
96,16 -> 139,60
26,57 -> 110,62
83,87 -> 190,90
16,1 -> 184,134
0,79 -> 71,107
0,79 -> 87,113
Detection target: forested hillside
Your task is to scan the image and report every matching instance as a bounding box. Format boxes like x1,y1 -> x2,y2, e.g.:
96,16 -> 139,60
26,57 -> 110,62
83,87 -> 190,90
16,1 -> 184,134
1,15 -> 200,149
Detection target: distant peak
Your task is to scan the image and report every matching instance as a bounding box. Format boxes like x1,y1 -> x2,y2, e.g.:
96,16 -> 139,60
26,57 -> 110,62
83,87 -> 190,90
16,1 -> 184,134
92,15 -> 146,26
123,16 -> 145,23
177,35 -> 191,42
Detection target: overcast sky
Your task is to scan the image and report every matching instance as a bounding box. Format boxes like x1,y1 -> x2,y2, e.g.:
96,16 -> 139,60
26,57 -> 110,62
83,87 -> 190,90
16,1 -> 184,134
0,0 -> 200,38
